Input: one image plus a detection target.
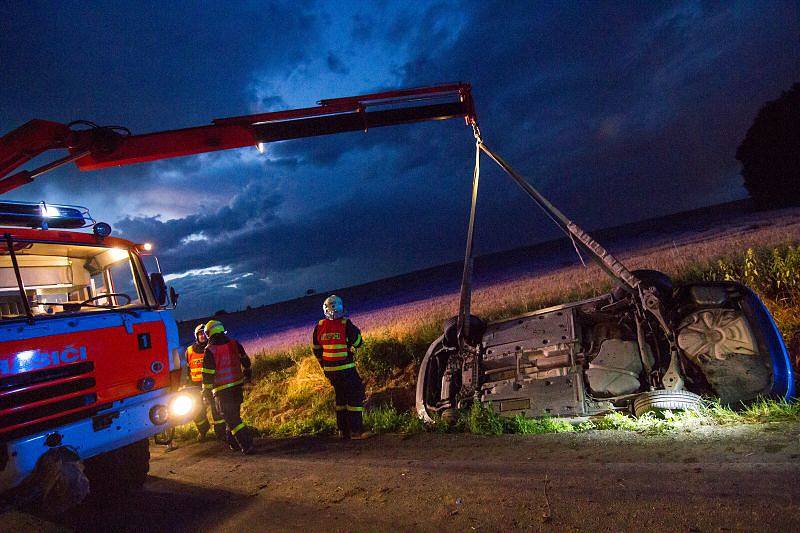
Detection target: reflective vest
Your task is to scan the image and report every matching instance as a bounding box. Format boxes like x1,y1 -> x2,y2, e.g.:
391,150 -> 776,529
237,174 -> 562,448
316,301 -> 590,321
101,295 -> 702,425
186,344 -> 205,383
317,318 -> 355,372
206,340 -> 244,393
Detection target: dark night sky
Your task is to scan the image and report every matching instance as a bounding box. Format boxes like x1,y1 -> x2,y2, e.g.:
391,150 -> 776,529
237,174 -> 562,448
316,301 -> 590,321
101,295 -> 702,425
2,1 -> 798,319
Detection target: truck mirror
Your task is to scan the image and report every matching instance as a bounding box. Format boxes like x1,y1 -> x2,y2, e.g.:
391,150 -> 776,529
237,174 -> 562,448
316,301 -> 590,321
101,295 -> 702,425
169,286 -> 179,308
150,272 -> 167,306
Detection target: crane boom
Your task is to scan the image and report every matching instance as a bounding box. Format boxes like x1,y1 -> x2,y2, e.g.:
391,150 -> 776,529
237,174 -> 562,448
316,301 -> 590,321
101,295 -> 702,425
0,83 -> 475,194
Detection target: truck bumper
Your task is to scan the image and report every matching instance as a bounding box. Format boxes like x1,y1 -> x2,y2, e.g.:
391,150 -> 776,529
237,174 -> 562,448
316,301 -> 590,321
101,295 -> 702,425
0,388 -> 194,492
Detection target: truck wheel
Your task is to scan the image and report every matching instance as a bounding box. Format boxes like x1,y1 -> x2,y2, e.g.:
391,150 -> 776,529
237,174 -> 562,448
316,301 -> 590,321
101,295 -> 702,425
84,439 -> 150,496
633,390 -> 703,417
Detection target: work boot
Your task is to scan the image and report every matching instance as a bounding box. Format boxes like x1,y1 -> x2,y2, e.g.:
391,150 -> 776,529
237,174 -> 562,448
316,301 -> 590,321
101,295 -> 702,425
350,431 -> 374,441
226,432 -> 241,452
236,427 -> 254,455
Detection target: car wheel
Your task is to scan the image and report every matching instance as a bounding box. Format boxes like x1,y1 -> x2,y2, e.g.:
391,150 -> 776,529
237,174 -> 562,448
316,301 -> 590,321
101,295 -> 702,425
613,269 -> 674,301
633,390 -> 703,417
442,314 -> 486,348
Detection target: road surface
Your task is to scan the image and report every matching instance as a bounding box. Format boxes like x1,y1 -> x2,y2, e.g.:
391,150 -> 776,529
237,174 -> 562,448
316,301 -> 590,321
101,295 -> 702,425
6,423 -> 800,531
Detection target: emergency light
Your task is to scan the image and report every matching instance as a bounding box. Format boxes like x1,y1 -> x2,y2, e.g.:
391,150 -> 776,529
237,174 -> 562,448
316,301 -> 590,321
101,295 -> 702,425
0,200 -> 94,229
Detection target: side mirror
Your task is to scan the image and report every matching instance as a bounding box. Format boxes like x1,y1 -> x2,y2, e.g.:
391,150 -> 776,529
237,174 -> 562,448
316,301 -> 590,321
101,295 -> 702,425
150,273 -> 167,306
169,286 -> 179,308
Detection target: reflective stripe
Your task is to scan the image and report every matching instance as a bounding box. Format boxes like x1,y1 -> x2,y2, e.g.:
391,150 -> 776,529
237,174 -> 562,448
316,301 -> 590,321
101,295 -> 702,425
213,419 -> 226,425
213,378 -> 244,393
346,406 -> 364,412
201,368 -> 216,374
323,344 -> 348,350
352,334 -> 362,346
322,352 -> 348,360
323,362 -> 355,372
231,422 -> 246,435
335,405 -> 347,411
202,383 -> 214,390
196,419 -> 210,429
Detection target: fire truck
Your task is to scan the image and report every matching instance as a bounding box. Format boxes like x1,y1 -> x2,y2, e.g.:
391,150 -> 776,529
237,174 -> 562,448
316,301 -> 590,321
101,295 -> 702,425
0,200 -> 197,500
0,84 -> 476,505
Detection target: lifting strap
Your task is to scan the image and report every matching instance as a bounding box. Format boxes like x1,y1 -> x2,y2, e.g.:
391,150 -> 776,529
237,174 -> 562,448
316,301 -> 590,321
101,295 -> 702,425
454,129 -> 644,347
455,126 -> 482,346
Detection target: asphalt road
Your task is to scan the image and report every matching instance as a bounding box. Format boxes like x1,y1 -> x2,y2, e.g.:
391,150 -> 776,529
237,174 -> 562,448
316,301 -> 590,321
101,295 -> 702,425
6,423 -> 800,532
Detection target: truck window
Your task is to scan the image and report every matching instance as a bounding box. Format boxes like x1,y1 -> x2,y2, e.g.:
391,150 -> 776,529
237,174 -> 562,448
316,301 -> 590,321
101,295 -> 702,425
0,241 -> 152,320
107,259 -> 142,306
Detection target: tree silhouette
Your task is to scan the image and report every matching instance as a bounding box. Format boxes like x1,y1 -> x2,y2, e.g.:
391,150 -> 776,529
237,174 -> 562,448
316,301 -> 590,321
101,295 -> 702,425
736,83 -> 800,209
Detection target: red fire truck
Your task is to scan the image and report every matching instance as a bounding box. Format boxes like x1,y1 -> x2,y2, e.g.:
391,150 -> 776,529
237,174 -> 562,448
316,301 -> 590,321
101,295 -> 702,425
0,84 -> 476,505
0,200 -> 198,500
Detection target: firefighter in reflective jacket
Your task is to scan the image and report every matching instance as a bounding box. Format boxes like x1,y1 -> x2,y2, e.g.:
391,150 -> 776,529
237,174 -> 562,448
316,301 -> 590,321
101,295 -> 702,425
201,320 -> 254,454
185,324 -> 225,440
312,295 -> 370,440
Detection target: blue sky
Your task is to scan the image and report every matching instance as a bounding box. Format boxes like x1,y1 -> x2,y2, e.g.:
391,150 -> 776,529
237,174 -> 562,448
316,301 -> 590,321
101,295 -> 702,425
2,1 -> 798,318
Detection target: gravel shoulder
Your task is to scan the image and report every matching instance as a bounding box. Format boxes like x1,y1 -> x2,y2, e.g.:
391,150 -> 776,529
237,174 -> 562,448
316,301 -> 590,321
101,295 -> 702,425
5,422 -> 800,532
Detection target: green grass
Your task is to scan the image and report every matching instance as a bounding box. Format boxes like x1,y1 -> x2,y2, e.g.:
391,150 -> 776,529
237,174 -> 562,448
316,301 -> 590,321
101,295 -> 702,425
172,396 -> 800,442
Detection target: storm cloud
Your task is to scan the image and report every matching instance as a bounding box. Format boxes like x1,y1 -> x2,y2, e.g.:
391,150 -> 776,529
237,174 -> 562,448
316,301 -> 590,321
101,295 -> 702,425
2,1 -> 798,318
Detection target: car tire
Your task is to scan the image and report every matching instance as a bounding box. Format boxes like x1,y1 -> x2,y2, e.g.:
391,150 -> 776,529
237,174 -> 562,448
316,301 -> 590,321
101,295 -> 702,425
84,439 -> 150,497
613,269 -> 675,301
633,390 -> 703,417
442,314 -> 486,348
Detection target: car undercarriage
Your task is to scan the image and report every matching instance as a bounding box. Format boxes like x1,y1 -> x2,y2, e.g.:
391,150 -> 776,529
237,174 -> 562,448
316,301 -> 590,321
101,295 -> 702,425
416,139 -> 794,422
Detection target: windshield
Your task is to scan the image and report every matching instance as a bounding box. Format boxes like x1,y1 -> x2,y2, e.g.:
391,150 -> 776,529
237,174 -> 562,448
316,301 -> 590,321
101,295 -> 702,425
0,240 -> 153,321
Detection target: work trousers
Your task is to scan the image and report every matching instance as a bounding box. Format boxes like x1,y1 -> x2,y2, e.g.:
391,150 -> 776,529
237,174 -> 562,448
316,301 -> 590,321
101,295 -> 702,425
324,367 -> 365,437
214,385 -> 252,451
189,383 -> 225,438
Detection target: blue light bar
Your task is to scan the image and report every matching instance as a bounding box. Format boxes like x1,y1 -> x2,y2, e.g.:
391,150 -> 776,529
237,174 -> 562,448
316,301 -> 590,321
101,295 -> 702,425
0,200 -> 95,229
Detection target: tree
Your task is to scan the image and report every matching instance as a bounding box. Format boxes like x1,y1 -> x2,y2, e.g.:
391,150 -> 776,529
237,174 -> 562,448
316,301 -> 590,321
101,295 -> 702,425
736,83 -> 800,209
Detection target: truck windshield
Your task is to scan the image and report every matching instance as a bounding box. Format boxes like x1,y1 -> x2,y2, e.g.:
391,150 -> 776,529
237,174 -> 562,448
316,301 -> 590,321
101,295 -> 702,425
0,240 -> 150,321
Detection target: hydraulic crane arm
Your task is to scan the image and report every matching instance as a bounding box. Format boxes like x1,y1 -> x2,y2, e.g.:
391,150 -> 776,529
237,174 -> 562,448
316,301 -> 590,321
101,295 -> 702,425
0,83 -> 476,194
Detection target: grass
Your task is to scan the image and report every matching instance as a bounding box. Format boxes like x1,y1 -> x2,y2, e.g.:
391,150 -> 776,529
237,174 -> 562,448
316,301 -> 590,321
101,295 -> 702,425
172,239 -> 800,441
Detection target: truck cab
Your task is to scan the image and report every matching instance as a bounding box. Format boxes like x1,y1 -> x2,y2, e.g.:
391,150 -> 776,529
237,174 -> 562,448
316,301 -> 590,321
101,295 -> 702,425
0,201 -> 197,500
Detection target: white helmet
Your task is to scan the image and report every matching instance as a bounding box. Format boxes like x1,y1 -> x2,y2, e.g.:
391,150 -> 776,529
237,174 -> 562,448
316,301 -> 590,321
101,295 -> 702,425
323,294 -> 344,320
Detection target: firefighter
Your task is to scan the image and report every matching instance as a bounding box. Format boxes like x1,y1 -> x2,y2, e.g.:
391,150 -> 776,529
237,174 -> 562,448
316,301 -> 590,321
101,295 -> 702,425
312,295 -> 370,440
201,320 -> 254,454
185,324 -> 226,440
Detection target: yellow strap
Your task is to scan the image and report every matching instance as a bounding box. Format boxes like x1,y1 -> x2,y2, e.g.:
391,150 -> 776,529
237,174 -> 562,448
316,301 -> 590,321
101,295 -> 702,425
352,334 -> 362,346
213,419 -> 226,424
213,378 -> 244,394
201,368 -> 216,374
346,406 -> 364,412
202,383 -> 214,390
335,405 -> 347,411
323,362 -> 355,372
324,344 -> 348,349
231,422 -> 246,435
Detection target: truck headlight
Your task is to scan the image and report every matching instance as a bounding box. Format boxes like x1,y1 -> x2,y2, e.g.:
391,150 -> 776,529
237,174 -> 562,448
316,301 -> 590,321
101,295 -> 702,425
169,392 -> 196,418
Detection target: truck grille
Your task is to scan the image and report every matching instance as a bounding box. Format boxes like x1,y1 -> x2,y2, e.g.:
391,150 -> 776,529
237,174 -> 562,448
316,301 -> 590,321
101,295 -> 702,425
0,362 -> 97,439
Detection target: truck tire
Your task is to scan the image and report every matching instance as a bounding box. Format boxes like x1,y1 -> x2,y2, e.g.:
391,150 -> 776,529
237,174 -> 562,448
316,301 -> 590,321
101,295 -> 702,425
84,439 -> 150,497
633,390 -> 703,417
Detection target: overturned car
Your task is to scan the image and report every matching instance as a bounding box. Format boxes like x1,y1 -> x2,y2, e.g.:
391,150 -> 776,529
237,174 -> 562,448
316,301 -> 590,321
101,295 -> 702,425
416,143 -> 795,421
